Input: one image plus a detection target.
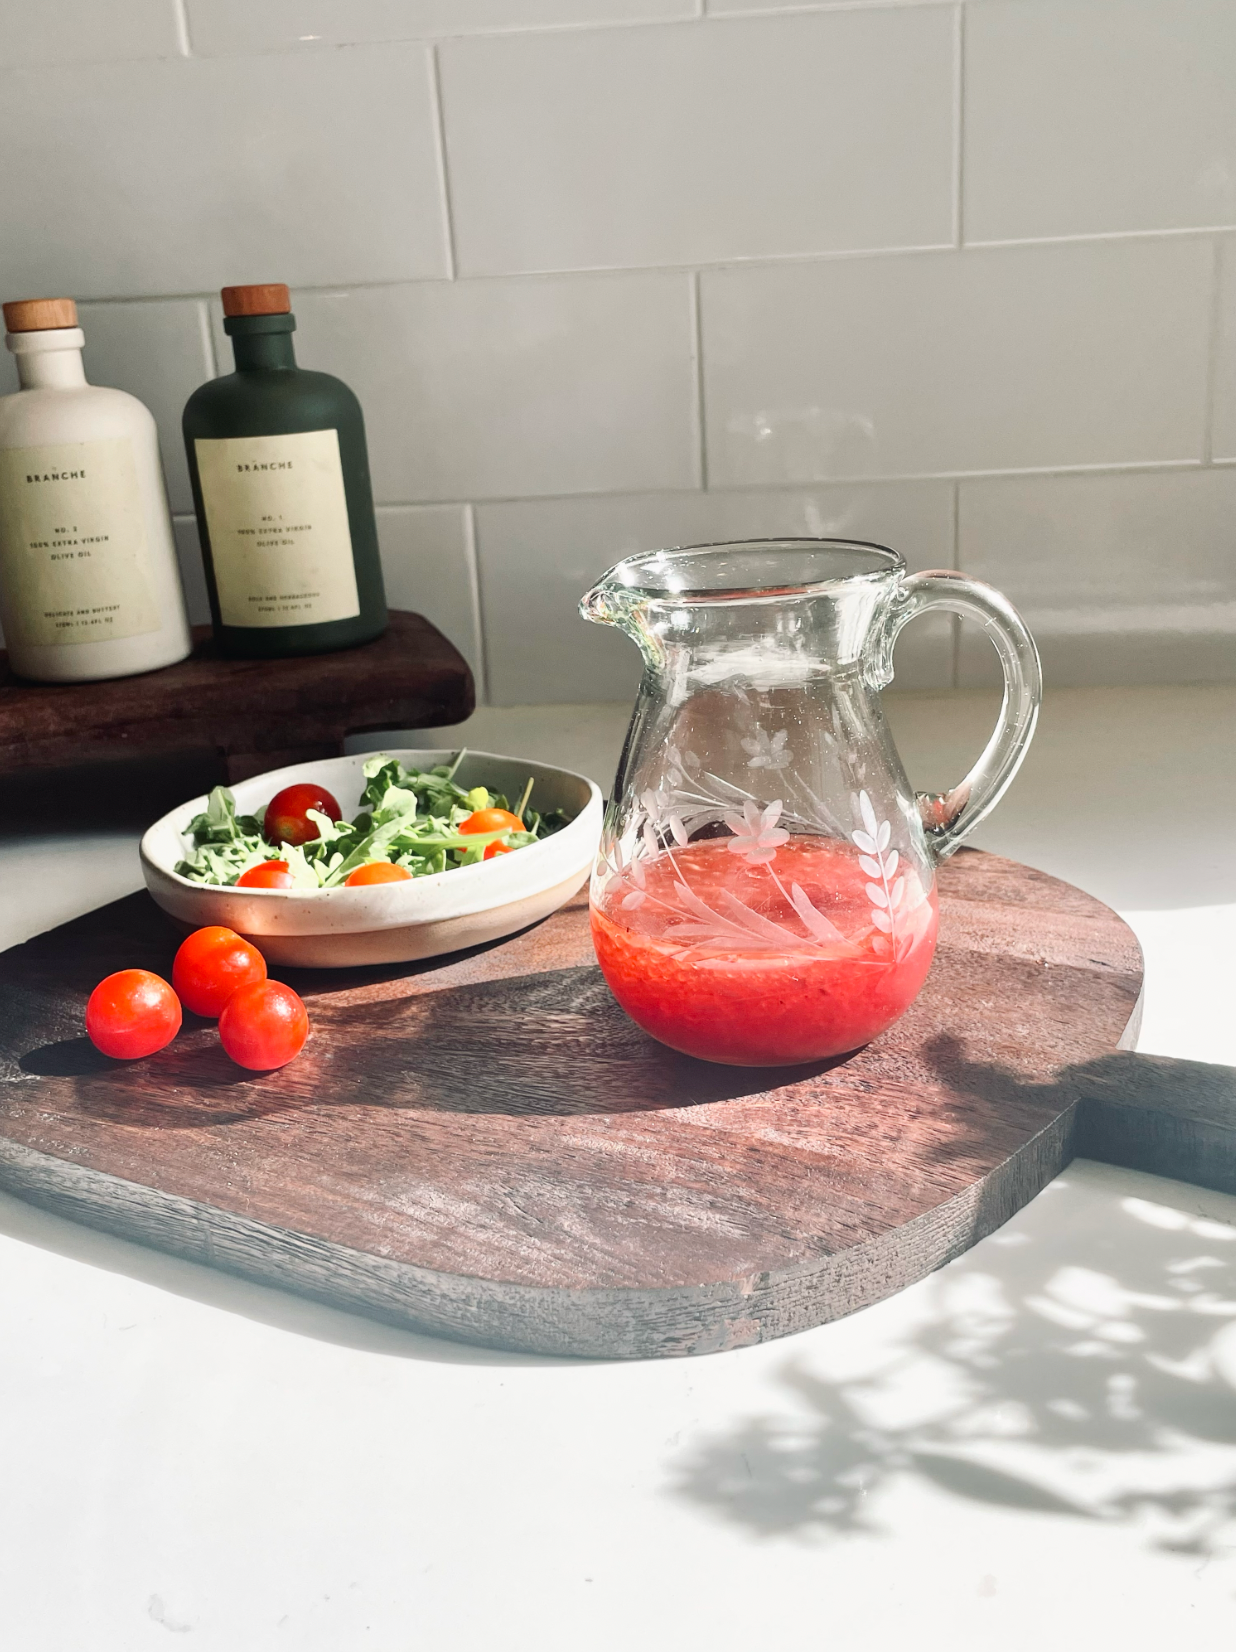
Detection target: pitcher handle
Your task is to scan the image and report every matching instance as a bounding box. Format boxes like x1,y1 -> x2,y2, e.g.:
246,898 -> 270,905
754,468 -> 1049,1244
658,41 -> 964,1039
877,569 -> 1042,861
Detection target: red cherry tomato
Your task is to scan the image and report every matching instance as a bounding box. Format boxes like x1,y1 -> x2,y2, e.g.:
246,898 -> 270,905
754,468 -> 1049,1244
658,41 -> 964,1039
236,859 -> 294,889
459,808 -> 524,835
263,782 -> 342,848
483,841 -> 514,860
172,925 -> 267,1018
218,980 -> 309,1071
86,969 -> 182,1060
344,861 -> 413,887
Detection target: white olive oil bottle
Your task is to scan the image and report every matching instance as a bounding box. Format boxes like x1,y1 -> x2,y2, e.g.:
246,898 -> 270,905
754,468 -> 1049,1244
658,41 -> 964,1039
0,297 -> 191,682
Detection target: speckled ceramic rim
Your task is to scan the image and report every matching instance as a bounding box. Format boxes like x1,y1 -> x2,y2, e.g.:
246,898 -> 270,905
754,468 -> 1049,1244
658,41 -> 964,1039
139,749 -> 604,958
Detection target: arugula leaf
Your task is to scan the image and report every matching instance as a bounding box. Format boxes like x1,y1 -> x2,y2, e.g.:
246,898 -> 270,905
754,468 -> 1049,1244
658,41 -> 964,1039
175,755 -> 569,888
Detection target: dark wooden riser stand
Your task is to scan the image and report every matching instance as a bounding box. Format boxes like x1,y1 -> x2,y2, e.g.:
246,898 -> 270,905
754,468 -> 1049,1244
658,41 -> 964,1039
0,611 -> 475,783
0,850 -> 1232,1360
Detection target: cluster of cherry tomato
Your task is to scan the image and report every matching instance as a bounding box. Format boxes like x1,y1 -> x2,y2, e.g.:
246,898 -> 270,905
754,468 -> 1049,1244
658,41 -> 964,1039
232,782 -> 529,889
85,781 -> 530,1067
86,926 -> 309,1071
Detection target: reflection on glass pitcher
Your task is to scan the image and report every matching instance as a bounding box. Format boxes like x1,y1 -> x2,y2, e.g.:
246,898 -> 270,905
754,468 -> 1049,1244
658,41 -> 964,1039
580,540 -> 1041,1067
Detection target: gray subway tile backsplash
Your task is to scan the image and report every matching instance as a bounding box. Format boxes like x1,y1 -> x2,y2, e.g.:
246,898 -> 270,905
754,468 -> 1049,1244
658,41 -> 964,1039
0,2 -> 1231,698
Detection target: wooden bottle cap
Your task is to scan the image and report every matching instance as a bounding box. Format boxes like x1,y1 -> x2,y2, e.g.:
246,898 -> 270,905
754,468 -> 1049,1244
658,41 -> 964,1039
3,298 -> 78,333
221,284 -> 291,318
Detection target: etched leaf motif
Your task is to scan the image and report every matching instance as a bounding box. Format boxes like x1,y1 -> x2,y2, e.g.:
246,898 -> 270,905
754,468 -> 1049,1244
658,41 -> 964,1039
671,879 -> 737,927
716,889 -> 809,947
608,767 -> 926,967
637,783 -> 694,853
789,883 -> 856,949
851,789 -> 916,955
605,837 -> 868,958
600,839 -> 627,894
664,880 -> 790,952
661,875 -> 854,957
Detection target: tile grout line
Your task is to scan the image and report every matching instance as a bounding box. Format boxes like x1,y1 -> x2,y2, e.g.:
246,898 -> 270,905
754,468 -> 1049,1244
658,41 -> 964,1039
708,1 -> 956,16
427,43 -> 459,281
70,222 -> 1233,313
108,1 -> 965,63
689,271 -> 709,491
333,458 -> 1220,514
1203,235 -> 1224,466
949,478 -> 961,689
171,0 -> 192,56
463,503 -> 491,705
195,297 -> 219,379
278,464 -> 1229,514
963,224 -> 1236,253
951,1 -> 965,249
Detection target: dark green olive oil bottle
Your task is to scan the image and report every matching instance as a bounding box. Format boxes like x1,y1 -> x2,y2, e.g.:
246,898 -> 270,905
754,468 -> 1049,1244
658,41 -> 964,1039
183,283 -> 387,658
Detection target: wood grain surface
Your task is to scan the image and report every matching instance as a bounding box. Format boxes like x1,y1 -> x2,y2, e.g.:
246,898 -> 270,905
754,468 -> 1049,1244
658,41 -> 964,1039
0,610 -> 474,781
0,850 -> 1162,1358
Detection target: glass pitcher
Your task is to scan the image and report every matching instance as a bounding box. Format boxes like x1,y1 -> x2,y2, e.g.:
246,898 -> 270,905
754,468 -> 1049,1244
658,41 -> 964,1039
579,540 -> 1041,1067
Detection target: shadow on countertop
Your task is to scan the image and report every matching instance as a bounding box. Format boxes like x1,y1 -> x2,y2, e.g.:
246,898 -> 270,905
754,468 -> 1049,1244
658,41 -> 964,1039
669,1151 -> 1236,1553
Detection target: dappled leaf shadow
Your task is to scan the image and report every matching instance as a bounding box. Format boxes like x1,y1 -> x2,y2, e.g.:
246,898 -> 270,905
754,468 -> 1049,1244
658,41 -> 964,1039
670,1163 -> 1236,1556
908,1451 -> 1096,1516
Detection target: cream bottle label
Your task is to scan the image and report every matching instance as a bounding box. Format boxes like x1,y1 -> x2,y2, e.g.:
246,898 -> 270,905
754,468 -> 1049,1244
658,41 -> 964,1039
0,438 -> 159,648
194,429 -> 360,628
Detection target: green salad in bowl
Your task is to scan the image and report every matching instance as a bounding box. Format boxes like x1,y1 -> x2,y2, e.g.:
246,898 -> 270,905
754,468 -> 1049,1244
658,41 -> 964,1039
140,746 -> 603,968
177,752 -> 570,890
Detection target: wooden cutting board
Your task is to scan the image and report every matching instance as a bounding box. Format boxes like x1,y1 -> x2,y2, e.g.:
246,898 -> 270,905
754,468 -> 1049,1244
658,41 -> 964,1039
1,849 -> 1229,1360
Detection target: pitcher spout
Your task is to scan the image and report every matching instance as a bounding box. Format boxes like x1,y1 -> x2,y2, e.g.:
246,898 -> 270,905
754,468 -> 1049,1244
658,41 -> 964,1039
578,579 -> 620,627
578,561 -> 654,634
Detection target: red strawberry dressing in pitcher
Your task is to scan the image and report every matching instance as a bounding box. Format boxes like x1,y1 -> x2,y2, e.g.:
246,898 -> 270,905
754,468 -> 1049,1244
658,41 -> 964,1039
592,832 -> 938,1067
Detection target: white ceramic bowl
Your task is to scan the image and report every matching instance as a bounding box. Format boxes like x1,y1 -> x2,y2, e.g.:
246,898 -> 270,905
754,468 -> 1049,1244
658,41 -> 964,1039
140,748 -> 603,968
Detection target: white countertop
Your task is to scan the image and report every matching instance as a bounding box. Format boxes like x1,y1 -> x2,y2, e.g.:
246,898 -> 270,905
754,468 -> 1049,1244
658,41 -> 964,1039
2,684 -> 1235,1649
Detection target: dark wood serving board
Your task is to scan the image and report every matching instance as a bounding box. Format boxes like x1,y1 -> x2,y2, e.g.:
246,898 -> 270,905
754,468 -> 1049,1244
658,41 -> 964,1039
0,609 -> 474,782
1,850 -> 1233,1359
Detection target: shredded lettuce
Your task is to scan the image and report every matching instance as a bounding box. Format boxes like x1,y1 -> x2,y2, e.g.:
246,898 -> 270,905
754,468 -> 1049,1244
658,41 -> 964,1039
174,753 -> 568,888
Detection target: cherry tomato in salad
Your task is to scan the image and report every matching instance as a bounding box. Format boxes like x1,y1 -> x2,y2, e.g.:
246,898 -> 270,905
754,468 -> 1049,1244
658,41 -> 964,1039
86,969 -> 182,1060
344,861 -> 413,886
218,980 -> 309,1071
483,840 -> 514,860
236,859 -> 294,889
172,925 -> 267,1018
459,807 -> 524,835
263,782 -> 342,848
